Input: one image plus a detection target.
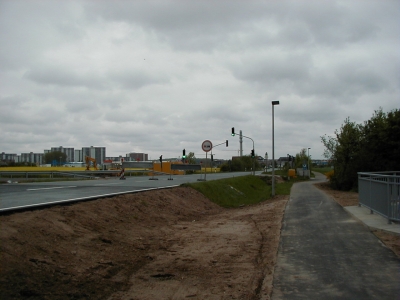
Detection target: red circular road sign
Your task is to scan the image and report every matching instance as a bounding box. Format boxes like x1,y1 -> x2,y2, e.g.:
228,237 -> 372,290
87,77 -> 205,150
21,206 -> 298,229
201,140 -> 212,152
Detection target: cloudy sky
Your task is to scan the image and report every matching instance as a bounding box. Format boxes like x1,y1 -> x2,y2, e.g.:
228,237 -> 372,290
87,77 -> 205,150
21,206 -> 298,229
1,0 -> 399,161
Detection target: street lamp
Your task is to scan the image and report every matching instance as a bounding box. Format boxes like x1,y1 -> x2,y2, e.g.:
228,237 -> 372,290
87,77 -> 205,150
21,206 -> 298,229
265,152 -> 268,172
272,100 -> 279,196
308,148 -> 311,178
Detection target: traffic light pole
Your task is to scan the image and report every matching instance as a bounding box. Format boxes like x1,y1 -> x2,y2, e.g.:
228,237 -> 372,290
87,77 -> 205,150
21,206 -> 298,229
232,129 -> 255,175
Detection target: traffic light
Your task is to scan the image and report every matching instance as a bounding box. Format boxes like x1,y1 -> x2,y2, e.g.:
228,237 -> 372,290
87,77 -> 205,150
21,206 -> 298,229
251,149 -> 255,158
159,155 -> 162,168
182,149 -> 186,159
226,140 -> 228,147
231,127 -> 235,136
211,154 -> 214,162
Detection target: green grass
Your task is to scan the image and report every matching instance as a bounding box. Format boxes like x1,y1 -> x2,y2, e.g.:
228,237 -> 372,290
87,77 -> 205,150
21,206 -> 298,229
183,175 -> 302,208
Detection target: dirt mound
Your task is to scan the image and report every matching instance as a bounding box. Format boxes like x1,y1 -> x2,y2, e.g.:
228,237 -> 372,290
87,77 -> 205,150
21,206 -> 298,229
0,187 -> 287,299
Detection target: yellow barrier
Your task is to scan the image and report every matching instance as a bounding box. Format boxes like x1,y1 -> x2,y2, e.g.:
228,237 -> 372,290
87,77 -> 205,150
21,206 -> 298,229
153,162 -> 184,175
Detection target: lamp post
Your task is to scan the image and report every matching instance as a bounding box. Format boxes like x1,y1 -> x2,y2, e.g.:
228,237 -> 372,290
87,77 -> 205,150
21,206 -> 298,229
265,152 -> 268,172
308,148 -> 311,178
272,100 -> 279,196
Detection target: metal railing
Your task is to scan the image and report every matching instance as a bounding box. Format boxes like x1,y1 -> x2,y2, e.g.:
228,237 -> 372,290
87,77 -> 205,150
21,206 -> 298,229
358,171 -> 400,224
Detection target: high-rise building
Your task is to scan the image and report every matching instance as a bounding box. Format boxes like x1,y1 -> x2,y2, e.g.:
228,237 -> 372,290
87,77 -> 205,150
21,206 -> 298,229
126,152 -> 148,161
20,152 -> 43,165
74,149 -> 83,162
82,146 -> 106,165
1,152 -> 18,162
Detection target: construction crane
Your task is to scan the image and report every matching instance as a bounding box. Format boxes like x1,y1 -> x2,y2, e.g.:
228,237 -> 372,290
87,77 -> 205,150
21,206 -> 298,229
85,156 -> 98,170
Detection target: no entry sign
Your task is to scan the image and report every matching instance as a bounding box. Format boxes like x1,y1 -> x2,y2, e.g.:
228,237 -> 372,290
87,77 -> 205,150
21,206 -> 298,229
201,140 -> 212,152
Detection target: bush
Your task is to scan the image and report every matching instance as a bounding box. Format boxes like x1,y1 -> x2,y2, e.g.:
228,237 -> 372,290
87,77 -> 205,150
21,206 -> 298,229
325,170 -> 334,181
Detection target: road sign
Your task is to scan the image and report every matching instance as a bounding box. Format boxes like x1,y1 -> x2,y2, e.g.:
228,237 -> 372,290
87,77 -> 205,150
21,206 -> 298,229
201,140 -> 212,152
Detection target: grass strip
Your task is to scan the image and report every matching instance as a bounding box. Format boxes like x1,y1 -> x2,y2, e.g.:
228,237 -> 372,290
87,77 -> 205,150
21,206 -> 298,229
183,175 -> 303,208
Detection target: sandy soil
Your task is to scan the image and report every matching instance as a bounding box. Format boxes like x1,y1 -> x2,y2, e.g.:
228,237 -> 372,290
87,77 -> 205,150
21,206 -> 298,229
1,181 -> 398,300
0,187 -> 287,300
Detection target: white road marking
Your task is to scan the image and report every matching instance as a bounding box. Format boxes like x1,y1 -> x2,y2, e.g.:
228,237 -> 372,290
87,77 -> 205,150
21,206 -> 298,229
94,183 -> 123,186
27,186 -> 77,191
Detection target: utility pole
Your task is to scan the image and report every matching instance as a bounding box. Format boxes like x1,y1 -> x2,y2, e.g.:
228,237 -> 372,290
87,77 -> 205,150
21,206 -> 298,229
240,130 -> 243,157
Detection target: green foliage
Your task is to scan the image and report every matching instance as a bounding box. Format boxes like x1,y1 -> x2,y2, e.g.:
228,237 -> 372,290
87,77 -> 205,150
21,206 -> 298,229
359,109 -> 400,172
219,156 -> 260,172
186,152 -> 196,164
294,148 -> 311,170
183,175 -> 272,208
331,117 -> 363,190
185,152 -> 197,174
44,151 -> 67,165
320,108 -> 400,190
184,174 -> 307,208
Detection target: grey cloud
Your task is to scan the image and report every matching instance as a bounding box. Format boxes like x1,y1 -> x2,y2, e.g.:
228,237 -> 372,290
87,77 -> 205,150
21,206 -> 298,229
23,65 -> 167,90
230,52 -> 312,84
23,67 -> 106,89
110,70 -> 170,90
1,0 -> 399,160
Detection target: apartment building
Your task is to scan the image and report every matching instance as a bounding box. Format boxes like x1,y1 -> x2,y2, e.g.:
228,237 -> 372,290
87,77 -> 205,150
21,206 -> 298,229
82,146 -> 106,165
126,152 -> 148,161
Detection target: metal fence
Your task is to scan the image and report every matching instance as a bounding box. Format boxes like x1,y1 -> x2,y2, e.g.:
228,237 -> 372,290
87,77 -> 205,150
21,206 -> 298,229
358,171 -> 400,223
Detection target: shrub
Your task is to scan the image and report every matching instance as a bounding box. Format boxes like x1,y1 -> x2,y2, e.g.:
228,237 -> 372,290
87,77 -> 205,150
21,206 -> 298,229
325,170 -> 334,181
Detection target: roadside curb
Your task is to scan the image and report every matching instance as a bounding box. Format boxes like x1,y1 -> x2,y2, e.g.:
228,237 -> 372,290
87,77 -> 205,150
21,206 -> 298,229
344,205 -> 400,234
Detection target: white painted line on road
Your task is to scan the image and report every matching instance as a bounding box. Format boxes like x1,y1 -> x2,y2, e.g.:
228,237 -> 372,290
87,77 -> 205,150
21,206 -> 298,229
94,183 -> 123,186
27,186 -> 77,191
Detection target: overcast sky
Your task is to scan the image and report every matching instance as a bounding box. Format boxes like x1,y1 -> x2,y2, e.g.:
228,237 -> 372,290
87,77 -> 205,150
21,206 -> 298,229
1,0 -> 399,161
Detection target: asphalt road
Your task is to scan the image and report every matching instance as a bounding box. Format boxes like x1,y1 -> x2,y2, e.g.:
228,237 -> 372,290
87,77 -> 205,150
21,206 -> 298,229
272,173 -> 400,299
0,171 -> 261,212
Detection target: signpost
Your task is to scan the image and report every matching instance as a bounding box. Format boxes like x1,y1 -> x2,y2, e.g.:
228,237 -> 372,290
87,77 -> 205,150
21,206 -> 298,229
199,140 -> 212,181
201,140 -> 212,152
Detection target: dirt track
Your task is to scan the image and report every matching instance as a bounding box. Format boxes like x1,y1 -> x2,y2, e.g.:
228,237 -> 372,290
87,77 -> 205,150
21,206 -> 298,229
0,187 -> 287,299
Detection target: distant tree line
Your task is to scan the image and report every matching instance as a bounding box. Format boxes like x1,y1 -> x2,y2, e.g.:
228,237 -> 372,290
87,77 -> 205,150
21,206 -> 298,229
220,156 -> 260,172
321,108 -> 400,191
44,151 -> 67,165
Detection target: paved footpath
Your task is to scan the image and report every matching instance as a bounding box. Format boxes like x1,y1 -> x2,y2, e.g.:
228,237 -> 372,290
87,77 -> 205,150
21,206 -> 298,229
272,173 -> 400,300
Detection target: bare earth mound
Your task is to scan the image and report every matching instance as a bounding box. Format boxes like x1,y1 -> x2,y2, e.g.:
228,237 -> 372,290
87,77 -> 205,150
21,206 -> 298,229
0,187 -> 288,299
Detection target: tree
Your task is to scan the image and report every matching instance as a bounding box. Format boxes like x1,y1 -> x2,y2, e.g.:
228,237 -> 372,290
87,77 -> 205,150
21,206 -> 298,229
332,118 -> 363,190
44,151 -> 67,166
320,134 -> 337,161
320,108 -> 400,191
186,152 -> 196,164
185,152 -> 197,174
219,156 -> 260,172
359,108 -> 400,172
294,148 -> 310,169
